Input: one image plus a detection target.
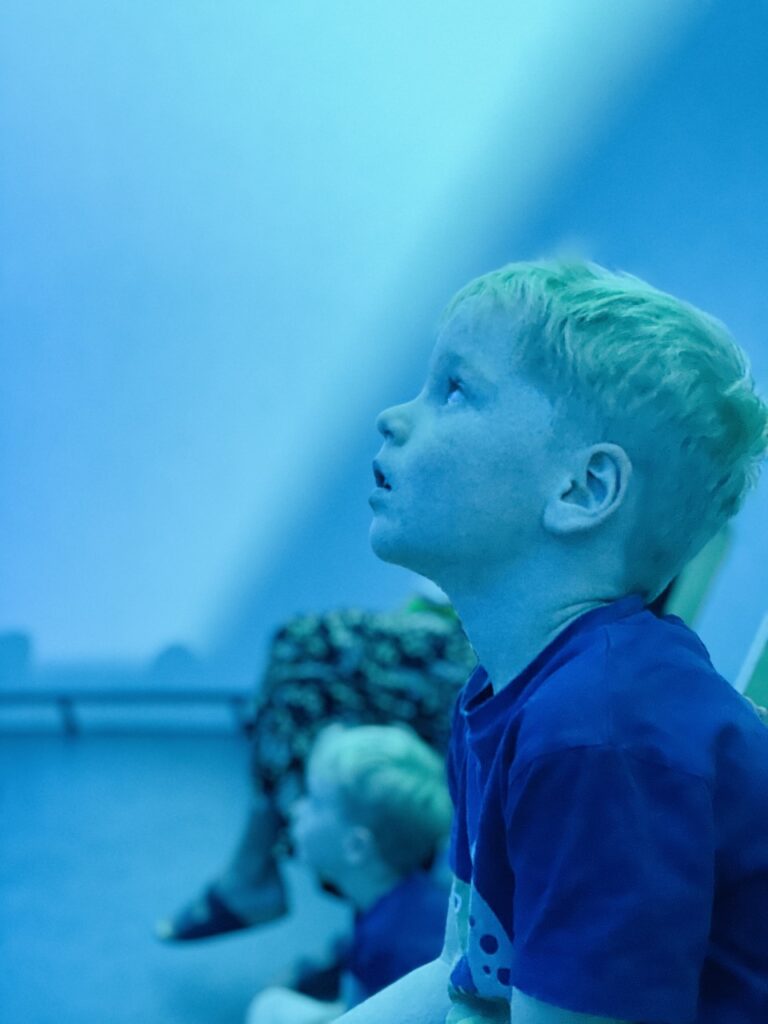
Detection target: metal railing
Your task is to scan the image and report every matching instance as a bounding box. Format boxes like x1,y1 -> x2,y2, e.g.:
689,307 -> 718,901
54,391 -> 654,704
0,688 -> 253,735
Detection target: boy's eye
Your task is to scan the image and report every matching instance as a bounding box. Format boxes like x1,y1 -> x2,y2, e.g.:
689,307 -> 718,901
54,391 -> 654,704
446,377 -> 464,403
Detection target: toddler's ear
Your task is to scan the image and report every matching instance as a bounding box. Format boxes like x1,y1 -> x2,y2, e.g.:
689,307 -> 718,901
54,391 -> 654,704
543,443 -> 632,536
342,825 -> 377,867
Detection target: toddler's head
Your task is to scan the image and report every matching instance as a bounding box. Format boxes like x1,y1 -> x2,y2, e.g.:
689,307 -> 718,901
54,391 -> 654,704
371,259 -> 768,601
290,723 -> 452,894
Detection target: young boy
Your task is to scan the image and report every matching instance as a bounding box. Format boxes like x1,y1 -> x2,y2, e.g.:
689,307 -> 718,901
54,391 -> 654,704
339,260 -> 768,1023
246,723 -> 452,1024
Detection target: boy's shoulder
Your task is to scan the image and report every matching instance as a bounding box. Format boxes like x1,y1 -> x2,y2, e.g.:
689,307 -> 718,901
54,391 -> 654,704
513,607 -> 765,780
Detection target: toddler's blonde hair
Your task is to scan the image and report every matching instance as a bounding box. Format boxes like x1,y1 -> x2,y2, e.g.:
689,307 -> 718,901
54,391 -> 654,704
308,723 -> 452,876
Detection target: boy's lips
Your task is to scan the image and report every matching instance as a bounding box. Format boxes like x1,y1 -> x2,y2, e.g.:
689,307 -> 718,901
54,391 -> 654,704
369,487 -> 391,509
370,459 -> 394,509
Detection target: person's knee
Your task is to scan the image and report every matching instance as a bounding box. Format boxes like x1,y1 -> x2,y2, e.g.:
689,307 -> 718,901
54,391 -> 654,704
245,985 -> 339,1024
246,986 -> 292,1024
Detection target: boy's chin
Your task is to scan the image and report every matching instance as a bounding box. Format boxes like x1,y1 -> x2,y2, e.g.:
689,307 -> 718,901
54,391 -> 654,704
369,522 -> 439,578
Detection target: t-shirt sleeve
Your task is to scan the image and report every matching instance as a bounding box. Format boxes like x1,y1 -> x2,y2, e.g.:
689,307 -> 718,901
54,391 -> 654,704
505,745 -> 714,1023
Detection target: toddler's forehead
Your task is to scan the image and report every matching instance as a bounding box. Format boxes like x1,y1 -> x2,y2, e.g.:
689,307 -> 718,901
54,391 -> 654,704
306,765 -> 342,803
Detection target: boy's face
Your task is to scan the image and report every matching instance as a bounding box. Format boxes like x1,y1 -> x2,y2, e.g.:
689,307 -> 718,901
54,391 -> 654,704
290,768 -> 356,887
370,301 -> 565,585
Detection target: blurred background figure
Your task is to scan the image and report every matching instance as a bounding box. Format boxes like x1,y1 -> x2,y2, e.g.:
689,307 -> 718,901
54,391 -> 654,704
155,595 -> 474,941
245,723 -> 452,1024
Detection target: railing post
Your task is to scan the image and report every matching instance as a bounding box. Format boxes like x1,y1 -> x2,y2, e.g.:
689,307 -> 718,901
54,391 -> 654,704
229,695 -> 252,735
57,697 -> 79,735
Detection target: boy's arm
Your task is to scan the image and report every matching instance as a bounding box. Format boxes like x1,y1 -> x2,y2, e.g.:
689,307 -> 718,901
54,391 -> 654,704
331,958 -> 451,1024
510,989 -> 632,1024
331,878 -> 460,1024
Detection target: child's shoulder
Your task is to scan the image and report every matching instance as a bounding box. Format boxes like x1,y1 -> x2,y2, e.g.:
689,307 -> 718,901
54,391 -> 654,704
349,873 -> 447,995
528,606 -> 707,703
516,609 -> 763,780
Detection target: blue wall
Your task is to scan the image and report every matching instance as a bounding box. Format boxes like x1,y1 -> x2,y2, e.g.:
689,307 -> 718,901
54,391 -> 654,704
215,0 -> 768,685
1,1 -> 765,684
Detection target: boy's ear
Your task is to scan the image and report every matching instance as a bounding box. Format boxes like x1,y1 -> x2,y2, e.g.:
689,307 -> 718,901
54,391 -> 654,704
341,825 -> 377,867
543,443 -> 632,535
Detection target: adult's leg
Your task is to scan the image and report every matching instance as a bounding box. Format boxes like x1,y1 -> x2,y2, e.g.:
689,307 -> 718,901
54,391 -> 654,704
155,613 -> 353,942
155,788 -> 287,942
215,788 -> 286,917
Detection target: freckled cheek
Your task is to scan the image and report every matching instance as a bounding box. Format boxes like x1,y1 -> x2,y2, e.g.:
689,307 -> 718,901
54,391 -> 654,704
289,820 -> 304,850
290,813 -> 315,847
409,451 -> 457,490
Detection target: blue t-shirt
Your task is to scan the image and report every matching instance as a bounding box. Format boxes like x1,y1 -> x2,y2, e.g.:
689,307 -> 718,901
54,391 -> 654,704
447,595 -> 768,1022
344,870 -> 447,1002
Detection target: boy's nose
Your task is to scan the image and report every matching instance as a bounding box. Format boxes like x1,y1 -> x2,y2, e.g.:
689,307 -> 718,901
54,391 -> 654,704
376,403 -> 411,444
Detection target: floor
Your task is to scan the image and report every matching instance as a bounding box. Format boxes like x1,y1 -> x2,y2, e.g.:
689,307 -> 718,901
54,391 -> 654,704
0,734 -> 350,1024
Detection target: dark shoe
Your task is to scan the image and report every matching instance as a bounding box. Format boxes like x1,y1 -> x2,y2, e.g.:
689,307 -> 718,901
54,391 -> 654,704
292,958 -> 344,1002
155,884 -> 275,942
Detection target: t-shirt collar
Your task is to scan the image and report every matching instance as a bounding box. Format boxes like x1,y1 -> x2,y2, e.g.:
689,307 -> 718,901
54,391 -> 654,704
460,593 -> 647,723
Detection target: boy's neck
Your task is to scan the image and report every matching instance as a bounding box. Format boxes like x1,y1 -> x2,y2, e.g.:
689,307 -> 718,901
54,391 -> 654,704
444,560 -> 622,693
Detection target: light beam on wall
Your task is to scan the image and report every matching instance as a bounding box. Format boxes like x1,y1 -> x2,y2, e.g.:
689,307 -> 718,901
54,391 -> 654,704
0,0 -> 697,664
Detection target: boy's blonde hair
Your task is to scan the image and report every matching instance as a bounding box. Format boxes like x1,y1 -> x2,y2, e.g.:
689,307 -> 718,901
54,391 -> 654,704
445,260 -> 768,598
308,723 -> 452,876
